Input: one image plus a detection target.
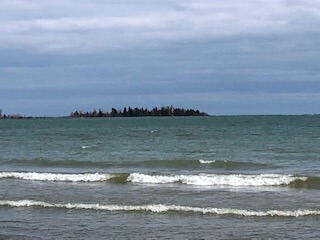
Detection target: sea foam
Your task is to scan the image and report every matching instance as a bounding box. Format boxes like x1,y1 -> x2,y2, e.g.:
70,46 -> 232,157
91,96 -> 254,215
199,159 -> 217,164
0,200 -> 319,217
0,171 -> 308,186
0,172 -> 112,182
127,173 -> 307,186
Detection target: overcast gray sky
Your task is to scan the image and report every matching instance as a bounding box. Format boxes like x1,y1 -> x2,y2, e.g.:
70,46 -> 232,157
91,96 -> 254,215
1,0 -> 320,116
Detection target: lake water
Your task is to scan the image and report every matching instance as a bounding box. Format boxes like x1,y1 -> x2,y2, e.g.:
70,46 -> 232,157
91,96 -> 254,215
0,116 -> 320,239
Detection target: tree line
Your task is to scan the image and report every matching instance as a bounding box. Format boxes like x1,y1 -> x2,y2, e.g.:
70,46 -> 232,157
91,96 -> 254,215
70,106 -> 208,118
0,109 -> 24,119
0,114 -> 25,119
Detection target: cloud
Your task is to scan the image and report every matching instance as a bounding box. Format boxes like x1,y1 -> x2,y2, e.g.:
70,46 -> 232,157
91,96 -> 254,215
1,0 -> 320,115
0,0 -> 36,9
1,0 -> 320,52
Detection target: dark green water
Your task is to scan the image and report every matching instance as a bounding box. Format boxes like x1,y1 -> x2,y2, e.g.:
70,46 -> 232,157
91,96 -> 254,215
0,116 -> 320,239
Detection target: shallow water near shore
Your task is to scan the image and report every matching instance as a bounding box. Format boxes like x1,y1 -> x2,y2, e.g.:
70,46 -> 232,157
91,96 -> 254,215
1,116 -> 320,239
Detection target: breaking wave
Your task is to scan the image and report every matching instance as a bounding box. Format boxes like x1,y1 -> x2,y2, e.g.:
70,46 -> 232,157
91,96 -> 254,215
199,159 -> 218,164
127,173 -> 307,186
0,172 -> 116,182
0,200 -> 319,217
1,171 -> 318,188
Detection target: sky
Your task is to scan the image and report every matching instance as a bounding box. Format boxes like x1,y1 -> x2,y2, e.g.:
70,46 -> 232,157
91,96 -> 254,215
1,0 -> 320,116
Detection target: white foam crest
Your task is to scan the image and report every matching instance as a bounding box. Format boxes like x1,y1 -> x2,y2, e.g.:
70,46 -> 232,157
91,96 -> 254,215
0,172 -> 112,182
81,146 -> 91,149
199,159 -> 216,164
0,200 -> 319,217
127,173 -> 307,186
127,173 -> 181,184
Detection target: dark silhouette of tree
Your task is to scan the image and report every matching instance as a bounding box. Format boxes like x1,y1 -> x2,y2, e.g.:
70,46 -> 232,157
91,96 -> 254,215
69,106 -> 208,118
123,107 -> 128,117
111,108 -> 118,117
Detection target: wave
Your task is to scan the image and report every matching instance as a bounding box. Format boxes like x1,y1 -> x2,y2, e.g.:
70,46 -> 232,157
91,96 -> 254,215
0,200 -> 319,217
127,173 -> 307,186
134,159 -> 266,169
2,158 -> 112,168
0,172 -> 117,182
199,159 -> 218,164
1,171 -> 316,188
199,159 -> 274,169
288,177 -> 320,189
2,158 -> 270,170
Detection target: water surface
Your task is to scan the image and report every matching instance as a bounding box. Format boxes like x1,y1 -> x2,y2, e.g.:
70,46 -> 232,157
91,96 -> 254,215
1,116 -> 320,239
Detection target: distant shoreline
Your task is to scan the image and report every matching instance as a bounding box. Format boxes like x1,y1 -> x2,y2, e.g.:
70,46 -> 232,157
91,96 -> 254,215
1,114 -> 319,120
0,106 -> 208,119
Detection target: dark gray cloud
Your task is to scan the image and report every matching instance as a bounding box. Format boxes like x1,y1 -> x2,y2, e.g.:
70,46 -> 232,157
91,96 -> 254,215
0,0 -> 320,115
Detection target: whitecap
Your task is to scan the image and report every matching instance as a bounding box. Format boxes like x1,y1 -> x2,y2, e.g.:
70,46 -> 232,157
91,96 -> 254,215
0,171 -> 308,186
0,172 -> 112,182
199,159 -> 216,164
0,200 -> 319,217
127,173 -> 307,186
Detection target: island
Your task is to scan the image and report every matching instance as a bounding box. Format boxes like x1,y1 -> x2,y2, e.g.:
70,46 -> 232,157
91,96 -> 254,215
0,106 -> 208,119
70,106 -> 208,118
